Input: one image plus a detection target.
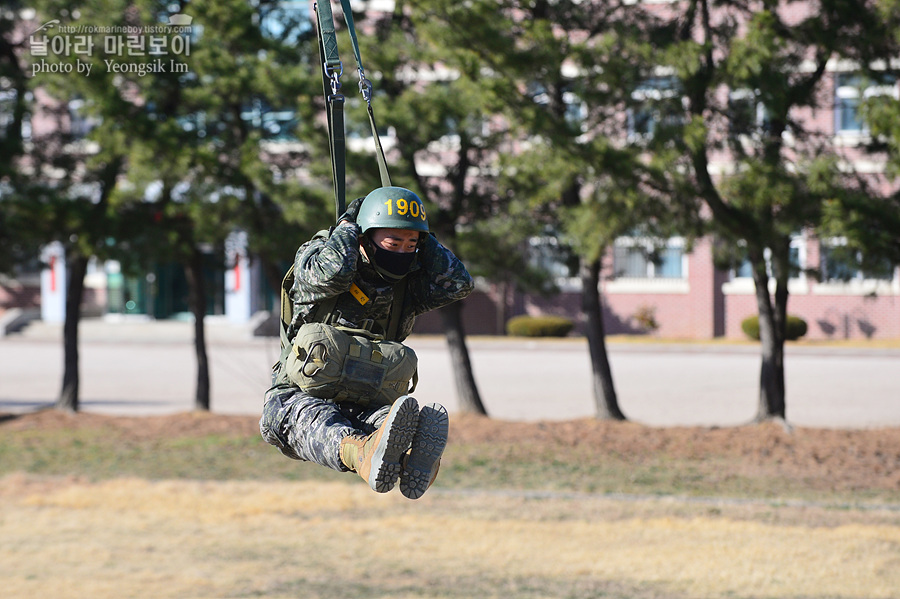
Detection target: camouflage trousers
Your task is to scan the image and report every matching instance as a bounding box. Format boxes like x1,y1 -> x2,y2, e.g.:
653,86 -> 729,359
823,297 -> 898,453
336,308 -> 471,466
259,384 -> 392,472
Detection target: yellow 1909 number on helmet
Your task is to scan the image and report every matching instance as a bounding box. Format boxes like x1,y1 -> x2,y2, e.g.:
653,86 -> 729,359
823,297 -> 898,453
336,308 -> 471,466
384,198 -> 427,221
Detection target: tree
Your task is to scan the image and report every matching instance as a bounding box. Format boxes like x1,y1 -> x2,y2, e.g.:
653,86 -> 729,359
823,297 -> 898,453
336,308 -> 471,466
24,0 -> 316,410
455,215 -> 558,335
821,10 -> 900,273
115,0 -> 320,409
421,0 -> 685,419
644,0 -> 900,421
0,2 -> 28,181
4,1 -> 134,411
1,3 -> 38,275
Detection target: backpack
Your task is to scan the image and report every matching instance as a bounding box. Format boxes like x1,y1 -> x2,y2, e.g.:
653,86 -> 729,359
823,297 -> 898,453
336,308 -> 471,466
276,265 -> 418,407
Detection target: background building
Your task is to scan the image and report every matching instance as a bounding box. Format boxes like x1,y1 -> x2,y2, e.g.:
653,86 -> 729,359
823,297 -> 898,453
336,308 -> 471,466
2,1 -> 898,341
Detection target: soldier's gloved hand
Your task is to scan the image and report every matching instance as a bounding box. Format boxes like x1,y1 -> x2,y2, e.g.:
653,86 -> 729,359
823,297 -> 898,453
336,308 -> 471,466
415,232 -> 440,268
338,197 -> 364,224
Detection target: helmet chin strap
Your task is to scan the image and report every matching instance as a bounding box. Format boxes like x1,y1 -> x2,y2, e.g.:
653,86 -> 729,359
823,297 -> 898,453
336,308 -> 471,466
359,235 -> 374,263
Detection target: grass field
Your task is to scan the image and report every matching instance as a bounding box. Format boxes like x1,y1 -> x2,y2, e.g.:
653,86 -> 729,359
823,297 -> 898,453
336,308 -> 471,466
1,409 -> 899,599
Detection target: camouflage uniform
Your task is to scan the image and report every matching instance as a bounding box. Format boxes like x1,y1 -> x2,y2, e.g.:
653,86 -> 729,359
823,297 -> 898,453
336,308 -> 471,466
260,221 -> 474,471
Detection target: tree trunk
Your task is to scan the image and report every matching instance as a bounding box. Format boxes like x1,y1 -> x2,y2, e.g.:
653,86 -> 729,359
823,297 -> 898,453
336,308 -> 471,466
581,257 -> 625,420
440,300 -> 486,415
751,259 -> 786,421
495,281 -> 510,336
184,246 -> 211,411
57,254 -> 89,413
54,156 -> 122,413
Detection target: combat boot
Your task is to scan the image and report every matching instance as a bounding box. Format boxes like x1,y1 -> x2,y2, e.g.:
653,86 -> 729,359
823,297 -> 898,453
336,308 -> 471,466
399,402 -> 449,500
339,395 -> 419,493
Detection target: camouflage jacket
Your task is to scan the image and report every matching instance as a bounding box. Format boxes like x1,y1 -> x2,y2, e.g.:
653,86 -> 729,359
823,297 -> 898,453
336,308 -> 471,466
285,222 -> 474,344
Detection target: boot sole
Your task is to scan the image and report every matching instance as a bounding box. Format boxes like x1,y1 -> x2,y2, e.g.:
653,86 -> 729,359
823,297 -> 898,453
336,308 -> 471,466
400,403 -> 449,500
368,396 -> 419,493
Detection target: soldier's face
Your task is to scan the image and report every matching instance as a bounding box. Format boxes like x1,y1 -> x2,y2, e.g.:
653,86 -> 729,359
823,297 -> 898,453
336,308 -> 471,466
369,228 -> 421,254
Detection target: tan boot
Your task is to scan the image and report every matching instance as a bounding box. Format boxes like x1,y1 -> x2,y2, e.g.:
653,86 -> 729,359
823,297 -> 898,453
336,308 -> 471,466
399,402 -> 449,500
339,395 -> 419,493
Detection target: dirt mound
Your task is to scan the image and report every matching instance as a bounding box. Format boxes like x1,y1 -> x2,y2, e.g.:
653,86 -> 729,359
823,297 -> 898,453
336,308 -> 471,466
0,408 -> 262,440
4,408 -> 900,493
451,413 -> 900,493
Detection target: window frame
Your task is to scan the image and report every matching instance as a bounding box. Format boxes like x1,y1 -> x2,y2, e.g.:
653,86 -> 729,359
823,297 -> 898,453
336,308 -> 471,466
626,75 -> 683,143
834,71 -> 899,138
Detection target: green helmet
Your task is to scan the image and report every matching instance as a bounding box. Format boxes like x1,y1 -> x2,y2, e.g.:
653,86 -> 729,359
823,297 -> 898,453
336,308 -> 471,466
356,186 -> 429,234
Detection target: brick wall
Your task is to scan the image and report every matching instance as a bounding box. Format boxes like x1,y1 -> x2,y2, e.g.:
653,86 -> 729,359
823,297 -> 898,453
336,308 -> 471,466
723,286 -> 900,340
0,282 -> 40,313
432,235 -> 900,341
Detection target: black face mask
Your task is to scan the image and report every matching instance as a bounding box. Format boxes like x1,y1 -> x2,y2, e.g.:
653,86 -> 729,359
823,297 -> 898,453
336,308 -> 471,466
371,246 -> 416,279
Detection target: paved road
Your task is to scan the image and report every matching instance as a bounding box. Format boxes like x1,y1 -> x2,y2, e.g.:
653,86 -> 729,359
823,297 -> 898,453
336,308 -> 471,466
2,319 -> 898,428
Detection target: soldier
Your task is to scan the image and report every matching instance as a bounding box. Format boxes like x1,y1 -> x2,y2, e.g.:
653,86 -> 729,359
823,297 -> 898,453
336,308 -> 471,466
260,186 -> 474,499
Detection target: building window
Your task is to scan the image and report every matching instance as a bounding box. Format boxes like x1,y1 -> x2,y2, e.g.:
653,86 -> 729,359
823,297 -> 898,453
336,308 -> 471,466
627,76 -> 682,142
820,238 -> 894,282
834,72 -> 898,135
68,98 -> 100,139
562,90 -> 586,127
731,237 -> 805,280
728,88 -> 769,139
529,82 -> 586,131
241,98 -> 298,141
260,1 -> 311,43
528,236 -> 578,280
613,237 -> 685,279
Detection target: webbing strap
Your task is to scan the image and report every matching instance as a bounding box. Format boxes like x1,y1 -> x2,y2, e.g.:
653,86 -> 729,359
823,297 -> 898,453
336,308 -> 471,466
385,276 -> 406,341
279,267 -> 295,352
317,0 -> 341,70
312,294 -> 339,325
367,103 -> 392,187
337,0 -> 391,188
316,0 -> 392,205
338,0 -> 365,78
315,1 -> 346,216
310,276 -> 407,342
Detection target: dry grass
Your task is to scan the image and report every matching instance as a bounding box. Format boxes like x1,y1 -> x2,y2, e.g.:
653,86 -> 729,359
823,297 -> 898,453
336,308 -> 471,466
2,474 -> 900,599
2,410 -> 900,599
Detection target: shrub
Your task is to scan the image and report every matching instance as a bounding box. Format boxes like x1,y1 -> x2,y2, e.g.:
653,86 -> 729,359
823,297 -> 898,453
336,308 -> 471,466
506,315 -> 575,337
740,315 -> 808,341
632,305 -> 659,333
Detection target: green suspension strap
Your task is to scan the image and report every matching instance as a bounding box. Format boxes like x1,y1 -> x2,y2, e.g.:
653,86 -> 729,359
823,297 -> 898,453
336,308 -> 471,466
314,0 -> 392,221
337,0 -> 392,189
314,0 -> 347,216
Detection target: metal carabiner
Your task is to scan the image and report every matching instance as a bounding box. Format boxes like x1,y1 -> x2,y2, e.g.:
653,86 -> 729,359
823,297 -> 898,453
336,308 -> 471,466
324,61 -> 343,96
358,70 -> 373,105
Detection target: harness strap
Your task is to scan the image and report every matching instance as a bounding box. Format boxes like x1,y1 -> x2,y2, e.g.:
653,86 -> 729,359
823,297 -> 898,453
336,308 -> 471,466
385,276 -> 406,341
337,0 -> 391,188
278,267 -> 297,364
315,1 -> 391,211
311,275 -> 407,341
314,1 -> 346,215
366,103 -> 392,188
338,0 -> 365,80
312,294 -> 340,326
280,243 -> 409,351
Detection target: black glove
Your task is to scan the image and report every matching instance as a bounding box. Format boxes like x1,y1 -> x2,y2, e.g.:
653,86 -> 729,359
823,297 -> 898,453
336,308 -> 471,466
338,197 -> 364,224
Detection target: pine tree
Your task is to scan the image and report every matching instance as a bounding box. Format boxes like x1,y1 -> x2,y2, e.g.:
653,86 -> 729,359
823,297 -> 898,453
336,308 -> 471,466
646,0 -> 900,420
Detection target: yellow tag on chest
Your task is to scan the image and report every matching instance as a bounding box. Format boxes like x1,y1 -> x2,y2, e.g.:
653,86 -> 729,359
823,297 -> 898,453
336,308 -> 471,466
349,282 -> 369,305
